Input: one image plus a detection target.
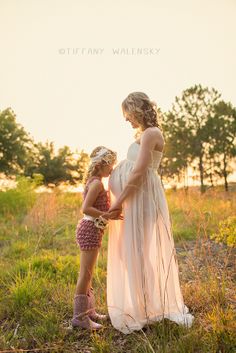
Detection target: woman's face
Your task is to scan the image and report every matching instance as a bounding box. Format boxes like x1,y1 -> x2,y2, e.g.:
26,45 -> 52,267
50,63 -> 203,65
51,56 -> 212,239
122,109 -> 140,129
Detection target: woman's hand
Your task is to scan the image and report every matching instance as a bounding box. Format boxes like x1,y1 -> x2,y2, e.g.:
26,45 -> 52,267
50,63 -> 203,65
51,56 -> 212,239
109,209 -> 123,220
103,209 -> 123,220
109,202 -> 122,214
106,203 -> 123,220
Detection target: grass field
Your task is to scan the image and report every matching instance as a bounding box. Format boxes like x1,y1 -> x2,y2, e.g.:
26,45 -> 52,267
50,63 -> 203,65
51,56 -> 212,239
0,178 -> 235,353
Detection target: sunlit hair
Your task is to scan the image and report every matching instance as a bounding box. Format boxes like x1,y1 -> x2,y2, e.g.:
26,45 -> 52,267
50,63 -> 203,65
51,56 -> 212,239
83,146 -> 117,185
122,92 -> 162,131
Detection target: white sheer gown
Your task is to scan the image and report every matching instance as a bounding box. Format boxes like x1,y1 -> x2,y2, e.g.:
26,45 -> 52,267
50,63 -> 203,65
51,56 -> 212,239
107,141 -> 194,334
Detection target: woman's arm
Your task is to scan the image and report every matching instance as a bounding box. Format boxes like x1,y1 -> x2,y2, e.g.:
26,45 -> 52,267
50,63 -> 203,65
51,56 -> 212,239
109,128 -> 161,211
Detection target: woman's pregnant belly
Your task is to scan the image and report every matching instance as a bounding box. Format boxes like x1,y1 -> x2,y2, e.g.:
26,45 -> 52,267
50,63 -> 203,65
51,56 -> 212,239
109,160 -> 134,198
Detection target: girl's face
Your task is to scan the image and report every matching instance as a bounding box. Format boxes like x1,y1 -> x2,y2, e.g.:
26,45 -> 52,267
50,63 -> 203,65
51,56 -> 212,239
98,162 -> 114,178
122,109 -> 140,129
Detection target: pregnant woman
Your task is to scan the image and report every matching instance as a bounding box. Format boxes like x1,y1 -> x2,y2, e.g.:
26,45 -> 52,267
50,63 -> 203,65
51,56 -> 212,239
107,92 -> 194,334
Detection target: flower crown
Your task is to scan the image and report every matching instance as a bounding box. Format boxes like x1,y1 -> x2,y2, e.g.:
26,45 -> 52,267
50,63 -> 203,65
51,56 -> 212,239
90,147 -> 117,166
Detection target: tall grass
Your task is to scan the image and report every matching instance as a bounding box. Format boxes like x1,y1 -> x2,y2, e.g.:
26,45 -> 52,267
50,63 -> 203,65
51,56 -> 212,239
0,182 -> 235,352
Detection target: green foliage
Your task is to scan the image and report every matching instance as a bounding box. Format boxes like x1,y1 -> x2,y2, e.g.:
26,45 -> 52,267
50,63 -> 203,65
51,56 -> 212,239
205,101 -> 236,191
0,108 -> 33,174
25,141 -> 89,185
30,254 -> 80,282
0,188 -> 235,352
0,106 -> 89,184
162,85 -> 236,193
211,216 -> 236,247
9,270 -> 44,309
163,84 -> 222,193
1,91 -> 235,190
6,254 -> 80,286
0,176 -> 41,216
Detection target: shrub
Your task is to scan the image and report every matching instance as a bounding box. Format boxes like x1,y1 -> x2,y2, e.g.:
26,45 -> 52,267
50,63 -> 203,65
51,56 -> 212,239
210,216 -> 236,247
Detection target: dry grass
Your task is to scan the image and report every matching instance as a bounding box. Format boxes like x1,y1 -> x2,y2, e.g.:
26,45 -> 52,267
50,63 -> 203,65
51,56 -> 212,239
0,182 -> 235,353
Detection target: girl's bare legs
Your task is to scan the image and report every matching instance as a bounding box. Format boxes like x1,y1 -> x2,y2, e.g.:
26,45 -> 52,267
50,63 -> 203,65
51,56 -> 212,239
75,249 -> 99,295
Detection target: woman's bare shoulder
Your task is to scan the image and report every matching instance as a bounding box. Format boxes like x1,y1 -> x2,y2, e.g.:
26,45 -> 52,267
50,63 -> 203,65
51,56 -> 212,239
142,127 -> 164,141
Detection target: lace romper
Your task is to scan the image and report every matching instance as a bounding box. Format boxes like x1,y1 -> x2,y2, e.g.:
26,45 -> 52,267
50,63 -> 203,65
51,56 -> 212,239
76,176 -> 110,250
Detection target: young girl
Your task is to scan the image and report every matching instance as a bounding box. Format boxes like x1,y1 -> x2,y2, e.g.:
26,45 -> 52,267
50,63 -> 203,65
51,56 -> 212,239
71,146 -> 120,330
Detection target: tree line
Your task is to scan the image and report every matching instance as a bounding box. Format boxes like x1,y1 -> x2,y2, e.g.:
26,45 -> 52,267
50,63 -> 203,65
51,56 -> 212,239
161,85 -> 236,192
0,84 -> 236,192
0,108 -> 89,185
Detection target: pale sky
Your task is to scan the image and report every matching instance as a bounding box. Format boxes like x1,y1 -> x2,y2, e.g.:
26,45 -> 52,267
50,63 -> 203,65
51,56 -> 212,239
0,0 -> 235,161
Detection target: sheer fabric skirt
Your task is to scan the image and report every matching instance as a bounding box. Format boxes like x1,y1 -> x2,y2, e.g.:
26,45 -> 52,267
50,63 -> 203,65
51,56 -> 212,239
107,160 -> 194,334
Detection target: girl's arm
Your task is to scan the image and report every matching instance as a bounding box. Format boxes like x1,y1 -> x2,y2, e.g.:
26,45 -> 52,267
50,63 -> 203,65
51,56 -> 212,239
109,128 -> 162,211
82,180 -> 121,219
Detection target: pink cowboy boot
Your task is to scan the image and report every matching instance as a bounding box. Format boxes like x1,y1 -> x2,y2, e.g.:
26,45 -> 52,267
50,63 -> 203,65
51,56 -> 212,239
71,294 -> 103,330
87,287 -> 108,321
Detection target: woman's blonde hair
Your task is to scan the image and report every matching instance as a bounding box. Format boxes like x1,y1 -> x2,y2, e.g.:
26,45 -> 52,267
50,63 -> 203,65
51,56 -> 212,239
122,92 -> 162,131
83,146 -> 117,185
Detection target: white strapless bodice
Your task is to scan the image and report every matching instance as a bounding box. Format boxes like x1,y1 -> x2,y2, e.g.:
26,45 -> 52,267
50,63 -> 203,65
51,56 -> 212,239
127,141 -> 163,170
109,141 -> 163,198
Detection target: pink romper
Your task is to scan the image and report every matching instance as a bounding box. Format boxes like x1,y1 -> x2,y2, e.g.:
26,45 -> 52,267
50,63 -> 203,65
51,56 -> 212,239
76,176 -> 110,250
